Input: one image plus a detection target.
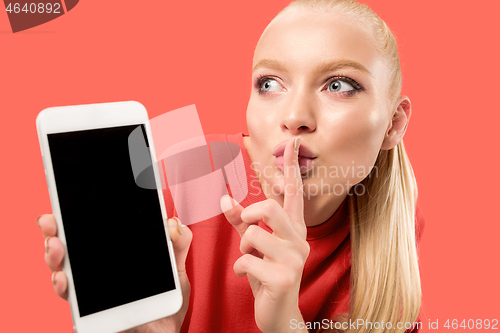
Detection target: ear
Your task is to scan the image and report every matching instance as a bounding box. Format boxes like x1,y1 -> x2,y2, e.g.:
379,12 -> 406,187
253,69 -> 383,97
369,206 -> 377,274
380,96 -> 412,150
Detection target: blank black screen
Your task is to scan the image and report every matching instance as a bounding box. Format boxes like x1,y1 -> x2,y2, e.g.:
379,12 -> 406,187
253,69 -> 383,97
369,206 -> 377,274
48,124 -> 175,317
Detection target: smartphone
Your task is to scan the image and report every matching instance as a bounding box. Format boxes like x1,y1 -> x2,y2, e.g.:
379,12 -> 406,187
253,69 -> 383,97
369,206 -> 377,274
36,101 -> 182,333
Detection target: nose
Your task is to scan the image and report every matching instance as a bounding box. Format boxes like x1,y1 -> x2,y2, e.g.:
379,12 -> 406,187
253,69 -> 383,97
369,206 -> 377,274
280,91 -> 317,135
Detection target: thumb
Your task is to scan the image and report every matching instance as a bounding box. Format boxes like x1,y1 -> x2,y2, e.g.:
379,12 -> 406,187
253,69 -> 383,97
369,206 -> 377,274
220,195 -> 247,238
167,217 -> 192,273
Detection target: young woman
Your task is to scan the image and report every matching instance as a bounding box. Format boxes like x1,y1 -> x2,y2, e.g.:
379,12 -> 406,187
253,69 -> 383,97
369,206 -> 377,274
37,0 -> 424,332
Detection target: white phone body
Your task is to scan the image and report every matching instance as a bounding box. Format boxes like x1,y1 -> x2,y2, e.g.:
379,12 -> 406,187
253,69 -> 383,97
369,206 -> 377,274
36,101 -> 182,333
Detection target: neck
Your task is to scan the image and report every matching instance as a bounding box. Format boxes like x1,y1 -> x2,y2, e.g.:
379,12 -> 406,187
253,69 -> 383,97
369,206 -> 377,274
243,136 -> 347,227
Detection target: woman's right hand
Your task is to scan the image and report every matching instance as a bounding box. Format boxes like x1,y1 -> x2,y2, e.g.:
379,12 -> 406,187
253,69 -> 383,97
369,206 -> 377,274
37,214 -> 193,333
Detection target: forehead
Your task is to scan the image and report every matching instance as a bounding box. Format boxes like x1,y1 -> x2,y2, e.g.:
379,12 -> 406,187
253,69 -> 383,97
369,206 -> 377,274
254,9 -> 384,78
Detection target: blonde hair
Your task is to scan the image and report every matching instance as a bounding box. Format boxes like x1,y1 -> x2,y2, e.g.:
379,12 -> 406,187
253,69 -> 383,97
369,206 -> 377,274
274,1 -> 421,332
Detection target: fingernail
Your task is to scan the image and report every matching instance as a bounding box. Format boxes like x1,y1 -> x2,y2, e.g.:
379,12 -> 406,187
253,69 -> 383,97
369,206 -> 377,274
294,136 -> 301,152
173,217 -> 183,236
36,215 -> 42,228
52,271 -> 58,285
45,236 -> 51,254
220,195 -> 234,213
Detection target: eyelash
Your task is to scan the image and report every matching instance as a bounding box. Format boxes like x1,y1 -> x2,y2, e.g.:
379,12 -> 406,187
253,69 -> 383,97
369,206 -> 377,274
255,74 -> 363,96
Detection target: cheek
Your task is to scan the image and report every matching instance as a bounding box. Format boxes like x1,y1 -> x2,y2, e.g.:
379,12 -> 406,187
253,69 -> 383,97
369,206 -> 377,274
246,95 -> 282,148
247,96 -> 269,136
246,99 -> 273,164
321,104 -> 387,181
246,102 -> 260,137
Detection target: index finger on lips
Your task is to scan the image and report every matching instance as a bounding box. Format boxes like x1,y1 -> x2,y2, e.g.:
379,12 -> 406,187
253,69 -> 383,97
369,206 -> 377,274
283,136 -> 305,226
220,195 -> 248,238
38,214 -> 58,239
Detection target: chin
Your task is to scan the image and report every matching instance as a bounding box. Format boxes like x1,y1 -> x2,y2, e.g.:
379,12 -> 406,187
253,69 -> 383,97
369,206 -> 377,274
302,177 -> 352,198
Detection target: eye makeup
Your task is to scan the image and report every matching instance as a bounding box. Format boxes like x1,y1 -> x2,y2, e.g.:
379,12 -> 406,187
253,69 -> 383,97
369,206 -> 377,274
254,75 -> 284,95
323,75 -> 364,97
253,73 -> 364,97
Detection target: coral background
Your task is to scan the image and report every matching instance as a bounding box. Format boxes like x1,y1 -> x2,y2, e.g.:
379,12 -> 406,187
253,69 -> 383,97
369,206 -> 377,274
1,1 -> 499,331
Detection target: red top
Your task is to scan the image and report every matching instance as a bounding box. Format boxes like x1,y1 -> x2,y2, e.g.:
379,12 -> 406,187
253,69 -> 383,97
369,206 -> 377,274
161,132 -> 425,333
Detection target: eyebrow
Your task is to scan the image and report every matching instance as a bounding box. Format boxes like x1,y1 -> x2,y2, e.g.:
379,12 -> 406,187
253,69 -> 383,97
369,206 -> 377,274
252,59 -> 372,76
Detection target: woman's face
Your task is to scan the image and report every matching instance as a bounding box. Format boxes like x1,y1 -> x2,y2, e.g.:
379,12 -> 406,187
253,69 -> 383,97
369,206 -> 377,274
246,9 -> 394,202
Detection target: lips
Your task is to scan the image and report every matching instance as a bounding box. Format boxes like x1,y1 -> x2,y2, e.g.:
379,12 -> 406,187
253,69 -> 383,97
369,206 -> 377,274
273,139 -> 316,174
274,156 -> 315,174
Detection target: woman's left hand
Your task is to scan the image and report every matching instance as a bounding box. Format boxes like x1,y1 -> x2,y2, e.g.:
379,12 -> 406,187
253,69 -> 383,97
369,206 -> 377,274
221,137 -> 310,333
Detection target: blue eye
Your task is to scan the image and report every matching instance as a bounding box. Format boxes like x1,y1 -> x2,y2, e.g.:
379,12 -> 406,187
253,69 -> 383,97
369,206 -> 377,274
328,80 -> 354,92
260,78 -> 281,92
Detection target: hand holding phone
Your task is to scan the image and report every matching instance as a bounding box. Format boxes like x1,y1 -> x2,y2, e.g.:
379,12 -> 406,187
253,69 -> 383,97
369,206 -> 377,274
37,214 -> 192,333
36,101 -> 189,333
